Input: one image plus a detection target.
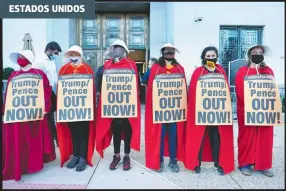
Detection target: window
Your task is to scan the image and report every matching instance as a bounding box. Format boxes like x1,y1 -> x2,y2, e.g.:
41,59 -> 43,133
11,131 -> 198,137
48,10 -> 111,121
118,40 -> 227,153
219,26 -> 263,77
127,16 -> 146,49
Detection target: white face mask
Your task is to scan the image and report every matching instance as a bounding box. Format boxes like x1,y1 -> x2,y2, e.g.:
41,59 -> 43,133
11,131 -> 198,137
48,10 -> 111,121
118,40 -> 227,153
69,56 -> 81,65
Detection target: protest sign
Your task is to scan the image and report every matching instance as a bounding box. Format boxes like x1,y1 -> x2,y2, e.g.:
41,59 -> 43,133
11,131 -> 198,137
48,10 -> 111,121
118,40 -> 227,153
244,74 -> 282,126
57,74 -> 94,122
195,73 -> 232,125
4,73 -> 45,123
101,69 -> 138,118
152,74 -> 187,123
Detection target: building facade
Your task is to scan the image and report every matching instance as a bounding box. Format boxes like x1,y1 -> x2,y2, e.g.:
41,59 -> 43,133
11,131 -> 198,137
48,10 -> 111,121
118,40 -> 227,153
3,2 -> 285,88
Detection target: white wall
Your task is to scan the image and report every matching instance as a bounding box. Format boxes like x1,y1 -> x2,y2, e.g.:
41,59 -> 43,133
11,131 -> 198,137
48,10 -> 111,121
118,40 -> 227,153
173,2 -> 285,85
3,19 -> 47,70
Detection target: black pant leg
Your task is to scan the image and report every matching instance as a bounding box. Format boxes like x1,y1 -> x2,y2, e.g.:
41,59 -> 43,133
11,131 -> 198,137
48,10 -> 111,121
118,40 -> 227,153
208,126 -> 221,167
122,119 -> 132,154
198,128 -> 208,166
68,123 -> 80,157
78,121 -> 90,159
112,119 -> 123,154
47,112 -> 57,141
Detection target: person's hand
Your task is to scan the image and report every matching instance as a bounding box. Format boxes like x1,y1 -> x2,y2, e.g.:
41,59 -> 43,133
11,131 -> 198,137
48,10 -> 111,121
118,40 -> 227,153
141,83 -> 146,87
96,92 -> 101,96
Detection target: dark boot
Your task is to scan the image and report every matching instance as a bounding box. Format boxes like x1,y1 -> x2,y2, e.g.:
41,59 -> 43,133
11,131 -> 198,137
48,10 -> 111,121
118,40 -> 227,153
67,156 -> 79,169
168,159 -> 180,172
76,157 -> 87,172
195,166 -> 201,174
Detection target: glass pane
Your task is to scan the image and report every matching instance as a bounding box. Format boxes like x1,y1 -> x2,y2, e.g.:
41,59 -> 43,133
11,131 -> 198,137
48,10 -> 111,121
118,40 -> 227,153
84,20 -> 95,29
240,28 -> 261,58
219,28 -> 239,71
104,16 -> 122,47
128,16 -> 145,48
82,19 -> 98,48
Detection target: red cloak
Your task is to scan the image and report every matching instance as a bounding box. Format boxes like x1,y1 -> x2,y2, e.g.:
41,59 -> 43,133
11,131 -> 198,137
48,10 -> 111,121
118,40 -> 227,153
56,62 -> 96,167
235,66 -> 274,170
95,58 -> 141,158
183,64 -> 235,174
145,64 -> 186,170
2,68 -> 56,181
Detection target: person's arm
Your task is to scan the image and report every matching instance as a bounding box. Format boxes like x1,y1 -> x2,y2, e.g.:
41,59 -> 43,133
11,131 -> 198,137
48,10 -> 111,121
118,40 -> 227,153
95,66 -> 103,94
141,69 -> 150,86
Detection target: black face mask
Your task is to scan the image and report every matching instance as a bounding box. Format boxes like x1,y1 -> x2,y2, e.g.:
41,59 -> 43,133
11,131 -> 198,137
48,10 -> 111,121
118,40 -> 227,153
251,55 -> 264,64
203,58 -> 217,65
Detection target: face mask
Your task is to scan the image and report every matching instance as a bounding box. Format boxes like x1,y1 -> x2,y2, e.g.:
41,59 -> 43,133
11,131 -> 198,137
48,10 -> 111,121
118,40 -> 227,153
251,55 -> 264,64
17,57 -> 30,67
164,57 -> 174,62
204,58 -> 217,72
50,55 -> 57,60
163,52 -> 175,62
69,56 -> 81,65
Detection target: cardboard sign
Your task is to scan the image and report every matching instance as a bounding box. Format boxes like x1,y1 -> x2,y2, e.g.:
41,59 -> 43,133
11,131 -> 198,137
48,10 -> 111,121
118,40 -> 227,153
57,74 -> 94,122
152,74 -> 187,123
195,73 -> 232,125
101,68 -> 138,118
244,74 -> 282,126
4,73 -> 45,123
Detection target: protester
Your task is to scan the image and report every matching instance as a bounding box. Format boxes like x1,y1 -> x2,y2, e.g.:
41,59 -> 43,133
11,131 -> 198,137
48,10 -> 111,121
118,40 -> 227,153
235,45 -> 275,177
95,39 -> 141,171
2,50 -> 56,181
184,46 -> 235,175
141,58 -> 157,86
56,45 -> 96,172
33,41 -> 62,146
145,43 -> 186,172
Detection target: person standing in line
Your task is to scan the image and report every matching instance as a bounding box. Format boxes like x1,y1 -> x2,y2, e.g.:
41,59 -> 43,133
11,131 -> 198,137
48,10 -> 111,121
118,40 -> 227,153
95,39 -> 141,171
145,43 -> 186,172
2,50 -> 55,181
56,45 -> 96,172
235,45 -> 275,177
184,46 -> 235,175
33,41 -> 62,146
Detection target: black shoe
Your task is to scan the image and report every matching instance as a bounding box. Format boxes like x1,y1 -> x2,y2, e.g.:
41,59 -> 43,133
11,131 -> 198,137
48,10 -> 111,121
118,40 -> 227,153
67,156 -> 79,169
123,155 -> 132,171
194,166 -> 201,174
214,166 -> 224,176
109,155 -> 121,170
168,159 -> 180,172
76,157 -> 87,172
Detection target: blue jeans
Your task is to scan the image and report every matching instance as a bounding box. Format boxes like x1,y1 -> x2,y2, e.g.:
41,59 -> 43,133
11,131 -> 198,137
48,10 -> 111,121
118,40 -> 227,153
160,123 -> 177,162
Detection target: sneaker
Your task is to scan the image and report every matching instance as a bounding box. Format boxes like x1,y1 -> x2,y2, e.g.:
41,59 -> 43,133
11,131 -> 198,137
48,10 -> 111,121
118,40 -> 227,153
76,157 -> 87,172
194,166 -> 201,174
240,166 -> 252,176
67,156 -> 79,169
123,155 -> 131,171
214,166 -> 224,175
168,159 -> 180,172
109,155 -> 121,170
260,169 -> 274,177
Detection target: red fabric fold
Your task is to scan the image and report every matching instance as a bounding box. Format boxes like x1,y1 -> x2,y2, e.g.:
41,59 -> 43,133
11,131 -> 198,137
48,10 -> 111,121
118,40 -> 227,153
183,64 -> 235,174
56,63 -> 96,167
145,64 -> 186,170
2,69 -> 56,181
235,66 -> 274,170
95,58 -> 141,158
